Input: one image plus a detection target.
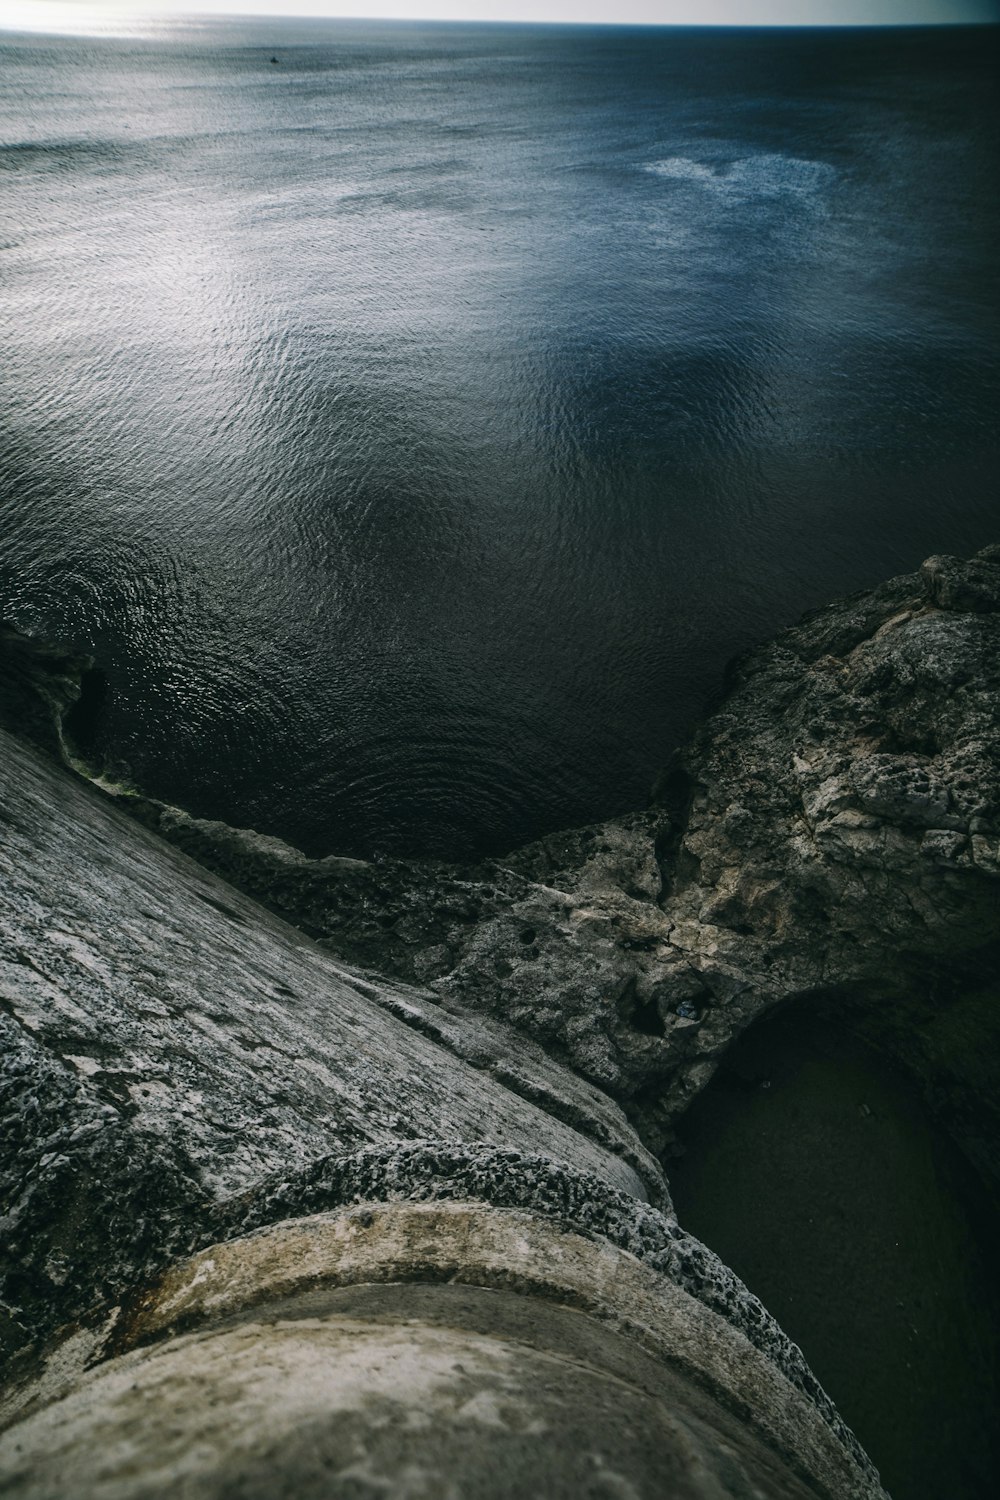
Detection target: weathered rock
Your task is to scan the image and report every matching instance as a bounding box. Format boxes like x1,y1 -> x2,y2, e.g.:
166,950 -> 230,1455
0,723 -> 672,1364
124,800 -> 687,1144
6,547 -> 998,1498
0,1204 -> 883,1500
647,544 -> 1000,1169
0,618 -> 892,1498
117,551 -> 1000,1172
0,731 -> 887,1498
0,717 -> 845,1446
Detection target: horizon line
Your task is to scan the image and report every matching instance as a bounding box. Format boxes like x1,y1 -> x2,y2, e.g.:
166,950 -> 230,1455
3,11 -> 998,34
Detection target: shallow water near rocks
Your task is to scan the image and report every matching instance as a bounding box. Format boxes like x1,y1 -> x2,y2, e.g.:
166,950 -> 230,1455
668,1007 -> 1000,1500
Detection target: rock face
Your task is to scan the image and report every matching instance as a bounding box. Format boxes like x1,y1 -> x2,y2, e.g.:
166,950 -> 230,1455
4,548 -> 999,1499
0,724 -> 664,1351
0,1205 -> 879,1500
123,550 -> 1000,1172
0,626 -> 886,1499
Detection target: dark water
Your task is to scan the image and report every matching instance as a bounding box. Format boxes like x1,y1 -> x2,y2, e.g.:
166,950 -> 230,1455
2,20 -> 998,857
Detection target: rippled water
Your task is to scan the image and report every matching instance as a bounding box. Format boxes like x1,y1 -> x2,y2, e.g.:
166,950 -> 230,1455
2,20 -> 997,856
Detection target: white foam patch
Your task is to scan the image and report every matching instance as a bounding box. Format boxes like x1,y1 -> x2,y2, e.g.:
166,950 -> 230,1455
645,153 -> 835,203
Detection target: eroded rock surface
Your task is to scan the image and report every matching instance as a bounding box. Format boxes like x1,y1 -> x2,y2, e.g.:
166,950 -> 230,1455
4,550 -> 998,1499
0,1204 -> 883,1500
121,550 -> 1000,1168
0,725 -> 667,1362
0,707 -> 884,1496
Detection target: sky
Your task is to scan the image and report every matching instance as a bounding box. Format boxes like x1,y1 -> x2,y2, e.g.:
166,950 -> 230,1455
3,0 -> 999,36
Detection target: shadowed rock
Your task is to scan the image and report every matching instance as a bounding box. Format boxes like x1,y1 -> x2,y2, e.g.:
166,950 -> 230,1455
116,550 -> 1000,1173
9,549 -> 998,1497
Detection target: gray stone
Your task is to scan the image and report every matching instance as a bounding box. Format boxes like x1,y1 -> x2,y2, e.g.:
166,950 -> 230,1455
0,722 -> 666,1361
113,552 -> 1000,1172
7,545 -> 998,1498
0,1204 -> 884,1500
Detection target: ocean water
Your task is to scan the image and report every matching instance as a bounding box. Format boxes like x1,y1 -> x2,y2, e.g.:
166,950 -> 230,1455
1,19 -> 997,858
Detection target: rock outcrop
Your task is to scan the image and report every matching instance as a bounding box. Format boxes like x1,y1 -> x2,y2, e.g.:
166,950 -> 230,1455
0,620 -> 889,1499
4,547 -> 999,1499
0,723 -> 662,1351
120,549 -> 1000,1175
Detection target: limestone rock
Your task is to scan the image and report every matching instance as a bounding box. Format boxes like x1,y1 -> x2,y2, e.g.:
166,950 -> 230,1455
0,725 -> 882,1492
0,1204 -> 883,1500
0,721 -> 666,1363
117,551 -> 1000,1171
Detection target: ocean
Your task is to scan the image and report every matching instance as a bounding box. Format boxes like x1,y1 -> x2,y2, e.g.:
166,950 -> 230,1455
2,18 -> 997,857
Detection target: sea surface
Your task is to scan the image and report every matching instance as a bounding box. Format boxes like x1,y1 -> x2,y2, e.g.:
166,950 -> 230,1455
2,18 -> 998,858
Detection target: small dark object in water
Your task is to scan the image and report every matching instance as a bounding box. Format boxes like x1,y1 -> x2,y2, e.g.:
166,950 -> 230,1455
270,56 -> 279,65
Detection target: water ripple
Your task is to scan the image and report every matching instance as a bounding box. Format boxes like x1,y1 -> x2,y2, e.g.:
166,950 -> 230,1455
1,20 -> 997,856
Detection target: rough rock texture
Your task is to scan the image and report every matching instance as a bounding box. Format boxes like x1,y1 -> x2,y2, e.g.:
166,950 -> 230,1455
0,712 -> 886,1494
1,655 -> 857,1463
0,615 -> 897,1500
194,1140 -> 852,1438
0,721 -> 671,1365
649,546 -> 1000,1171
121,799 -> 685,1144
0,1206 -> 884,1500
122,550 -> 1000,1169
4,550 -> 998,1497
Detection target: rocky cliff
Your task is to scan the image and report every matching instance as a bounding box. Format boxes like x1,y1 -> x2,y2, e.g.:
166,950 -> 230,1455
3,548 -> 999,1499
0,615 -> 894,1500
119,550 -> 1000,1179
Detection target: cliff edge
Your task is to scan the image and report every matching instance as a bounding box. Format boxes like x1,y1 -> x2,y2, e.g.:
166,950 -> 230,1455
118,549 -> 1000,1179
4,549 -> 999,1498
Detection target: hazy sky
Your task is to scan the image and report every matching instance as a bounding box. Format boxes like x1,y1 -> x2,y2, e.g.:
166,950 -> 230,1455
4,0 -> 999,35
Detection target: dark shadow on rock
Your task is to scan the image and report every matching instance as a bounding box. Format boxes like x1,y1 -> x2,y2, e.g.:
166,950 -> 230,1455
669,1000 -> 1000,1500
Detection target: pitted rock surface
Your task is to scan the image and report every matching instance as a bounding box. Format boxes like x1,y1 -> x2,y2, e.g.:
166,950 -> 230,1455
2,552 -> 997,1488
197,1139 -> 862,1466
119,550 -> 1000,1165
0,720 -> 661,1362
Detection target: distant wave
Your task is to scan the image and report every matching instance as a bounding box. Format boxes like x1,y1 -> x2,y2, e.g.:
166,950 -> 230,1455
644,152 -> 836,203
